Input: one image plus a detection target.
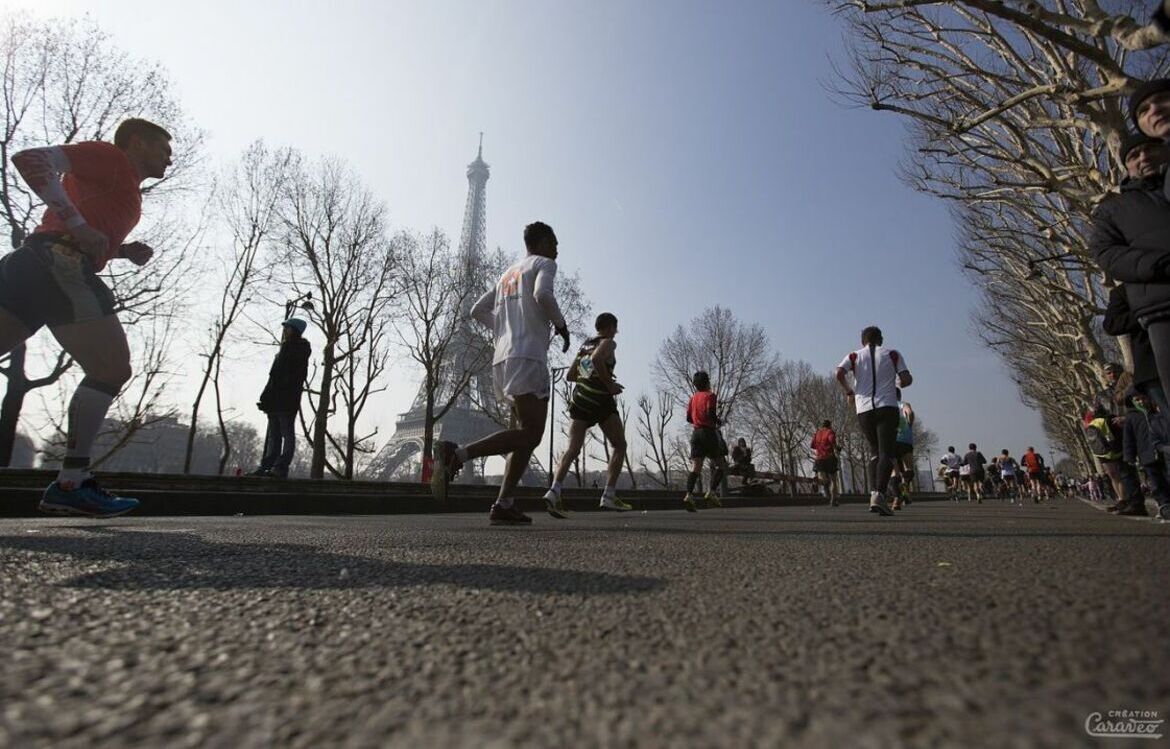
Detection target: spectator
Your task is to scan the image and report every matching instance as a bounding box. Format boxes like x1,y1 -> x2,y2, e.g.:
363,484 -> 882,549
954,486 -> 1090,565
1122,389 -> 1170,519
251,318 -> 311,478
729,437 -> 756,483
1089,133 -> 1170,414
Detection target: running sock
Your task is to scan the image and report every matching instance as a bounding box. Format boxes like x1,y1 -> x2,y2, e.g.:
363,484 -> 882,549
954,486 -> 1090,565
57,378 -> 118,489
551,480 -> 563,494
686,472 -> 699,494
455,447 -> 469,464
602,484 -> 616,499
710,467 -> 724,492
495,497 -> 514,509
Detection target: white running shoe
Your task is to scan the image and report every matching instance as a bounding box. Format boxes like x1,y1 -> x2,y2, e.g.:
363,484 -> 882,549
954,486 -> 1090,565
869,491 -> 894,517
543,488 -> 568,519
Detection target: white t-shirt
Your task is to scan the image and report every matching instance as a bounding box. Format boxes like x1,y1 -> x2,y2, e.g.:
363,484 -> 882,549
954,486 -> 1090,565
837,345 -> 909,414
471,254 -> 567,365
941,453 -> 962,471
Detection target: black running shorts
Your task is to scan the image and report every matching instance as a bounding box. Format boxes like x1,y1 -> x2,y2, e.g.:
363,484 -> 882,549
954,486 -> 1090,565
813,456 -> 839,474
0,234 -> 116,332
689,427 -> 723,461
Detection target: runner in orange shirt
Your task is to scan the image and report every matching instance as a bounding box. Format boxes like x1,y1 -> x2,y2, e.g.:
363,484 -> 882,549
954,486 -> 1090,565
0,119 -> 173,517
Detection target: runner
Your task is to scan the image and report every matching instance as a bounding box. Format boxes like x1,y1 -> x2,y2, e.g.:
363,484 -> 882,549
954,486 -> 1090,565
962,443 -> 987,503
543,312 -> 630,515
1021,447 -> 1048,503
999,449 -> 1021,503
940,447 -> 962,500
811,419 -> 839,506
0,119 -> 173,517
892,393 -> 915,510
835,326 -> 912,516
431,221 -> 571,526
682,371 -> 727,512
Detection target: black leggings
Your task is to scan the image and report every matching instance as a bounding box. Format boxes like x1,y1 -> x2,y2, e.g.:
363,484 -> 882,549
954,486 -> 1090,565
858,406 -> 900,494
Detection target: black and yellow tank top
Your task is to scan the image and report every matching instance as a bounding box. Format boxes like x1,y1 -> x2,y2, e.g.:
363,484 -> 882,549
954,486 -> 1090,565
574,336 -> 616,395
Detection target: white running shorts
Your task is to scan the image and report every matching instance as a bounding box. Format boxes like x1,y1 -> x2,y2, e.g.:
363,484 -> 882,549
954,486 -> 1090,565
492,358 -> 551,404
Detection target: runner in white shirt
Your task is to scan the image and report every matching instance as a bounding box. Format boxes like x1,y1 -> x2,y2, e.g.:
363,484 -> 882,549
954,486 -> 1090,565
940,447 -> 963,500
431,221 -> 570,526
835,326 -> 912,516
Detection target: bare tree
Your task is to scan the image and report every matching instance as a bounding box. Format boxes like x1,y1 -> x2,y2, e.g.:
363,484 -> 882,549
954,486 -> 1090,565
0,13 -> 204,465
182,141 -> 293,473
740,360 -> 821,482
391,228 -> 496,471
653,305 -> 779,422
636,390 -> 676,488
277,156 -> 394,479
827,0 -> 1168,457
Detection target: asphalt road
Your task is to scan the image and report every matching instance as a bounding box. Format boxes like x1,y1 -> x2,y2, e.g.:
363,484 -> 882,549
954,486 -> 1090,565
1,499 -> 1167,748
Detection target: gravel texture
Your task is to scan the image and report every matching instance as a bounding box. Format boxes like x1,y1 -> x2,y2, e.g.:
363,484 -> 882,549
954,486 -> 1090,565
0,500 -> 1167,748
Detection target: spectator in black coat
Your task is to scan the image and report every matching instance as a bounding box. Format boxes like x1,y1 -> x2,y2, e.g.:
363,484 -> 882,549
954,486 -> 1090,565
251,318 -> 311,478
1121,389 -> 1170,520
1088,133 -> 1170,418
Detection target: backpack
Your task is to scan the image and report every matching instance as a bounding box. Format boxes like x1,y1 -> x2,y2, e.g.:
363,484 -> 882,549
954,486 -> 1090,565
1084,417 -> 1121,459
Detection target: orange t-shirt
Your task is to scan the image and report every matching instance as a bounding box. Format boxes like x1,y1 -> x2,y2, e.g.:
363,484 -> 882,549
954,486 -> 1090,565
35,141 -> 142,271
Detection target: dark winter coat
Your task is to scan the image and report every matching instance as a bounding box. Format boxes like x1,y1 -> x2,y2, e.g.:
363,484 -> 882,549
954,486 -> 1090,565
1102,286 -> 1157,386
1088,172 -> 1170,323
1123,404 -> 1167,466
259,337 -> 311,414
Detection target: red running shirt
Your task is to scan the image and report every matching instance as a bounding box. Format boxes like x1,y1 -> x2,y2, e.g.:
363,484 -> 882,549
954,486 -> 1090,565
35,141 -> 143,271
687,390 -> 718,429
811,428 -> 837,460
1022,452 -> 1042,473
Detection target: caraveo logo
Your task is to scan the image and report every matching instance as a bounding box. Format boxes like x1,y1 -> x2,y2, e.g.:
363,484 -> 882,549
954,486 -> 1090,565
1084,710 -> 1164,739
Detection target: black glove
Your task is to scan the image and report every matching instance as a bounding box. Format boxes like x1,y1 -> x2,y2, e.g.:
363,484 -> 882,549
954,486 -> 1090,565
556,325 -> 570,353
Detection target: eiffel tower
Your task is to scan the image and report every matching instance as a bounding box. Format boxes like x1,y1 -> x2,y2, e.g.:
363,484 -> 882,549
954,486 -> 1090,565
372,137 -> 500,480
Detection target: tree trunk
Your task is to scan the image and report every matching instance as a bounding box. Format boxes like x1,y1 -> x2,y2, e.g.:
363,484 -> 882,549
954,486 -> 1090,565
0,344 -> 29,467
183,358 -> 214,473
310,342 -> 335,479
214,357 -> 232,475
422,387 -> 436,482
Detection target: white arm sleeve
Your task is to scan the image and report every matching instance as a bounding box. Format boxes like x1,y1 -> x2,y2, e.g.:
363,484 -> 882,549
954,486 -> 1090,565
470,288 -> 496,329
12,146 -> 86,229
533,261 -> 566,330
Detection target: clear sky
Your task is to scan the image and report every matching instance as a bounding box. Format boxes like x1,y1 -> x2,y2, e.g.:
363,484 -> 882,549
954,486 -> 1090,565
13,0 -> 1053,471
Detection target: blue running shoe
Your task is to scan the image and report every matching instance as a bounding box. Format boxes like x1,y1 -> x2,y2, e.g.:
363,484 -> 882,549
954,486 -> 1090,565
38,479 -> 140,518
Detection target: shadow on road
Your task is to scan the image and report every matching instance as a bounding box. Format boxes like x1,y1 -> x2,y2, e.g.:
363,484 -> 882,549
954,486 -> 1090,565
0,530 -> 667,596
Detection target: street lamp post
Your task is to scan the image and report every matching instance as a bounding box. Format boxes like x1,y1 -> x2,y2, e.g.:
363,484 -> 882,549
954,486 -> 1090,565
284,291 -> 314,320
548,366 -> 569,487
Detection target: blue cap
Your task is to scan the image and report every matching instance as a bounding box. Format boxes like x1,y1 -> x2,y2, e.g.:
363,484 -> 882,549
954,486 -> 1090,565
282,317 -> 307,336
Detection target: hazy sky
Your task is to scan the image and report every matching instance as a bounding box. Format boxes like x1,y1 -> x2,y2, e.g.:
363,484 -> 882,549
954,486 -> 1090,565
13,0 -> 1054,472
